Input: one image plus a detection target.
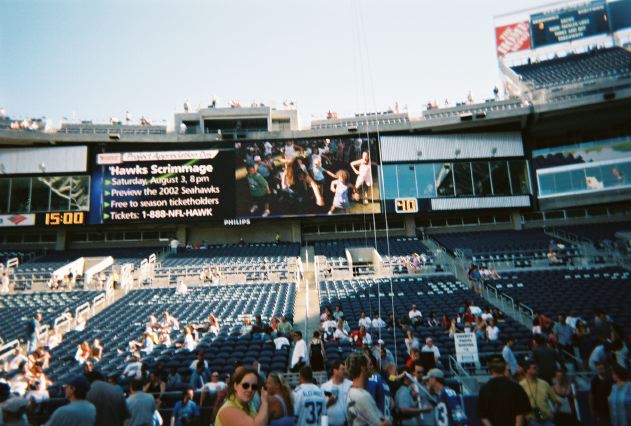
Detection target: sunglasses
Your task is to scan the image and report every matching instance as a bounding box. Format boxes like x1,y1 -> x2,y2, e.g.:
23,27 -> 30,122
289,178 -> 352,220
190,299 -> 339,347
240,382 -> 259,391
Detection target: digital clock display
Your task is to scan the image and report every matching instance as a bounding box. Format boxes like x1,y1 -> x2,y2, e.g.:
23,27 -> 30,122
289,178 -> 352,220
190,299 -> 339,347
40,212 -> 86,226
395,198 -> 418,214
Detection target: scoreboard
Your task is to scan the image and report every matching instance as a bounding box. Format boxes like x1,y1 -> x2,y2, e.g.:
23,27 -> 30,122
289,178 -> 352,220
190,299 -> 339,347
530,0 -> 609,48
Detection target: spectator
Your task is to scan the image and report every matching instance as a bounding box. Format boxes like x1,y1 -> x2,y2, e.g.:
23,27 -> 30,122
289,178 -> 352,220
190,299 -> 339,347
86,370 -> 130,426
293,366 -> 327,426
126,378 -> 156,426
553,315 -> 573,353
166,367 -> 182,388
408,305 -> 423,325
345,352 -> 391,426
552,369 -> 579,425
394,372 -> 422,426
404,330 -> 420,356
309,331 -> 325,372
421,338 -> 441,364
277,315 -> 293,335
486,319 -> 500,342
349,326 -> 372,348
333,323 -> 351,342
372,314 -> 386,329
609,363 -> 631,426
320,360 -> 352,426
26,313 -> 42,354
290,331 -> 308,372
215,366 -> 268,426
409,361 -> 434,425
520,362 -> 558,425
170,387 -> 199,426
122,354 -> 143,381
333,306 -> 344,321
189,361 -> 210,390
200,371 -> 227,407
426,312 -> 439,328
589,342 -> 612,372
503,337 -> 520,377
425,369 -> 467,425
46,376 -> 96,426
532,334 -> 561,383
372,340 -> 395,373
358,312 -> 372,329
365,352 -> 392,423
75,341 -> 92,365
143,371 -> 166,408
0,271 -> 9,294
1,397 -> 29,426
265,372 -> 293,426
91,339 -> 103,361
478,358 -> 531,426
590,361 -> 613,426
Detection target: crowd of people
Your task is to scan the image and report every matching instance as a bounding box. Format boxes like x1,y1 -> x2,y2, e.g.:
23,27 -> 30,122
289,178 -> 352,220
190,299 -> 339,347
237,138 -> 380,217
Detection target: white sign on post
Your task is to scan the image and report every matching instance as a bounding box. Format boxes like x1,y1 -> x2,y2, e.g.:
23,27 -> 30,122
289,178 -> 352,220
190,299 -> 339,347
454,332 -> 479,364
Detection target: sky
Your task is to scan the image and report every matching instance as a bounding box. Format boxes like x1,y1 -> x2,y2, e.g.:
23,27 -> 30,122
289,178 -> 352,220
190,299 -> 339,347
0,0 -> 552,128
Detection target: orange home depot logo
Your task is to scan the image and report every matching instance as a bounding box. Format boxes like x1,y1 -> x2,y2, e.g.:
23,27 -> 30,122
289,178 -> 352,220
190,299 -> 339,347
496,21 -> 531,56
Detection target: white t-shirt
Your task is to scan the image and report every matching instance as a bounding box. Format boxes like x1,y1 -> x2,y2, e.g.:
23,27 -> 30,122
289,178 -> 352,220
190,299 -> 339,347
291,339 -> 308,368
372,318 -> 386,328
346,387 -> 384,426
320,379 -> 352,426
201,381 -> 227,393
481,313 -> 493,321
322,320 -> 337,332
274,336 -> 290,350
469,306 -> 482,316
422,344 -> 441,360
487,326 -> 500,341
264,141 -> 273,156
409,309 -> 422,319
334,329 -> 350,340
184,334 -> 196,351
189,360 -> 209,371
293,382 -> 327,426
358,317 -> 372,328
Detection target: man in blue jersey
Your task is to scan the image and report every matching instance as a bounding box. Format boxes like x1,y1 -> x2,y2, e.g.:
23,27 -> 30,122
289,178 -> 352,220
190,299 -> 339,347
364,351 -> 393,424
424,369 -> 467,426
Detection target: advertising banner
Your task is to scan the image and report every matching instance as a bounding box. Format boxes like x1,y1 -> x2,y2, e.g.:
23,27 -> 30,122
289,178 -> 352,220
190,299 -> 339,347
495,21 -> 532,56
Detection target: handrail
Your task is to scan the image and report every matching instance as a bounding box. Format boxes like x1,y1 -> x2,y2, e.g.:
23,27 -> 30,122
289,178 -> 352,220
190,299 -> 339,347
92,293 -> 106,315
0,339 -> 20,362
519,303 -> 534,319
75,302 -> 90,319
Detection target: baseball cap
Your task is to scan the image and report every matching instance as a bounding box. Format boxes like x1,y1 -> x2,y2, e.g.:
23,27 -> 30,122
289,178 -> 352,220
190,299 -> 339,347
64,375 -> 91,394
254,155 -> 262,162
423,368 -> 445,381
377,339 -> 385,345
2,397 -> 28,414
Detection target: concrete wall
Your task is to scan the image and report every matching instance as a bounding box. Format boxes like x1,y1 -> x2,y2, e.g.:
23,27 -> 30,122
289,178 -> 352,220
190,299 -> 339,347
187,220 -> 301,245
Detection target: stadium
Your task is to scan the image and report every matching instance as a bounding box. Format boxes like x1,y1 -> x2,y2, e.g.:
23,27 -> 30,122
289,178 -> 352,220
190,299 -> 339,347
1,0 -> 631,425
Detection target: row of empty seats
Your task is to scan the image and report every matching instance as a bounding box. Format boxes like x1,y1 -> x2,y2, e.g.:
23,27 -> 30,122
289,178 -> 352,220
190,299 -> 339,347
488,267 -> 631,333
511,47 -> 631,89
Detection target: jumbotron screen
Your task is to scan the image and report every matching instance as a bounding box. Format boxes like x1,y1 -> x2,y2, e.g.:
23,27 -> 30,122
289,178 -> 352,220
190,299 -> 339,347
530,0 -> 610,48
86,137 -> 381,225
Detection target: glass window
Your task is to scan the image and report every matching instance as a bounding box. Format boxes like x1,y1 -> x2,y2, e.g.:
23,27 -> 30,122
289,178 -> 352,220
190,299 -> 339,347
381,165 -> 398,199
471,162 -> 492,196
50,177 -> 71,211
396,165 -> 417,197
509,160 -> 531,194
0,179 -> 9,213
30,177 -> 50,212
490,161 -> 511,195
70,176 -> 90,210
538,173 -> 554,196
454,162 -> 473,196
9,178 -> 30,213
553,170 -> 573,194
435,163 -> 454,197
568,169 -> 587,192
415,164 -> 436,198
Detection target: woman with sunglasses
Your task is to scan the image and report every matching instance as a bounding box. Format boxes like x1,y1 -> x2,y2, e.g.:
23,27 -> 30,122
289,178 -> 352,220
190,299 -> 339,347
216,366 -> 269,426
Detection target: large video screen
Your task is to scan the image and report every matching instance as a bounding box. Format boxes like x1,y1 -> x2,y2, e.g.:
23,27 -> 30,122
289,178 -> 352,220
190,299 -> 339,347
609,0 -> 631,31
234,137 -> 381,218
89,149 -> 235,224
533,137 -> 631,198
530,0 -> 609,48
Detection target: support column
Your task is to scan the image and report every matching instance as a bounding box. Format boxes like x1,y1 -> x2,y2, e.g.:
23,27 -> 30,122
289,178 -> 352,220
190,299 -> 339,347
404,216 -> 416,237
511,210 -> 522,230
55,229 -> 67,251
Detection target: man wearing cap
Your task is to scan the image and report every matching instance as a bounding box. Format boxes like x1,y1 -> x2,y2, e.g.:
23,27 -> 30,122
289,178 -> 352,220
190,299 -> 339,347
2,397 -> 29,426
46,375 -> 96,426
421,338 -> 441,366
425,369 -> 467,426
372,340 -> 395,372
409,305 -> 423,326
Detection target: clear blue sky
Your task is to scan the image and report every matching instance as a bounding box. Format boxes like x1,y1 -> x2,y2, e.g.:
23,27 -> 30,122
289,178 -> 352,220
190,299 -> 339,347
0,0 -> 548,127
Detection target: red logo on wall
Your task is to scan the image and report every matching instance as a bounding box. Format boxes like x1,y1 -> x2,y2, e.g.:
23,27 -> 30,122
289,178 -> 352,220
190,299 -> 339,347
9,215 -> 28,225
496,21 -> 531,56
